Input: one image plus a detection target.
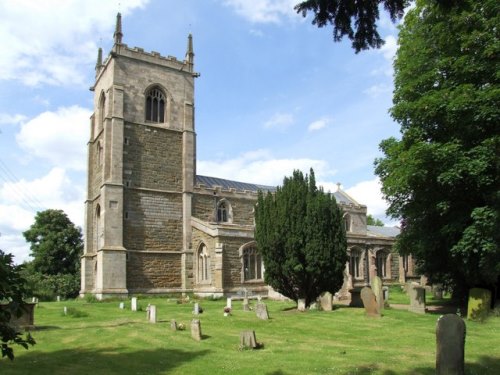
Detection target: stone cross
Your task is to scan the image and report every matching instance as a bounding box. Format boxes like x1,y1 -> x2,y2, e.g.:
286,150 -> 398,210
148,305 -> 157,323
436,314 -> 465,375
409,284 -> 426,314
191,319 -> 202,341
360,287 -> 380,317
255,303 -> 269,320
131,297 -> 138,312
319,292 -> 333,311
240,330 -> 258,349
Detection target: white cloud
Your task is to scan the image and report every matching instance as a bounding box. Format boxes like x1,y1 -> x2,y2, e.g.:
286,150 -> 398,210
0,113 -> 28,125
263,112 -> 294,130
380,35 -> 398,62
0,0 -> 149,87
222,0 -> 298,24
0,167 -> 85,263
345,178 -> 389,218
198,149 -> 336,186
16,106 -> 91,171
307,117 -> 330,132
363,84 -> 392,98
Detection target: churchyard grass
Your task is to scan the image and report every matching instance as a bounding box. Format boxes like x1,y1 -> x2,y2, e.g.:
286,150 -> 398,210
1,298 -> 499,374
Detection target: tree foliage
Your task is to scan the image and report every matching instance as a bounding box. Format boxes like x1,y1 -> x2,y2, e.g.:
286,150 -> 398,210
367,214 -> 384,227
0,250 -> 36,360
23,209 -> 83,276
374,0 -> 500,296
255,169 -> 347,308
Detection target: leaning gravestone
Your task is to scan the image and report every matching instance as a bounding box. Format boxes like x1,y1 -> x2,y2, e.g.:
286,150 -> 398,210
467,288 -> 491,321
360,287 -> 380,317
436,314 -> 465,375
131,297 -> 138,312
191,319 -> 202,341
320,292 -> 333,311
255,303 -> 269,320
409,284 -> 426,314
170,319 -> 177,331
371,276 -> 384,313
240,330 -> 258,349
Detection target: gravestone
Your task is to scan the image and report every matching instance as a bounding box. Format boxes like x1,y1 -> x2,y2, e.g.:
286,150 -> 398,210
193,302 -> 200,315
467,288 -> 491,321
146,304 -> 151,320
349,287 -> 363,307
433,284 -> 443,300
191,319 -> 202,341
1,303 -> 36,329
371,276 -> 384,313
409,285 -> 426,314
63,306 -> 67,316
240,330 -> 258,349
148,305 -> 157,323
226,297 -> 232,309
119,302 -> 124,309
436,314 -> 465,375
360,287 -> 380,317
170,319 -> 177,331
320,292 -> 333,311
297,299 -> 306,312
255,303 -> 269,320
242,297 -> 250,311
131,297 -> 138,312
56,296 -> 61,302
382,286 -> 389,306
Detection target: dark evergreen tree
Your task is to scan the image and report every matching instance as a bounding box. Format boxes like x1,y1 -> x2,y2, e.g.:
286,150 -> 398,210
255,169 -> 347,308
374,0 -> 499,298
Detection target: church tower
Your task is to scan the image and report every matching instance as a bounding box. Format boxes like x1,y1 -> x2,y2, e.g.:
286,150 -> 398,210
81,13 -> 198,298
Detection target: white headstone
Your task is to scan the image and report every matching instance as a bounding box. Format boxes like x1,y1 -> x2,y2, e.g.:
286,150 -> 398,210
226,297 -> 232,309
297,299 -> 306,312
131,297 -> 138,312
149,305 -> 157,323
193,302 -> 200,315
63,306 -> 67,315
57,296 -> 61,302
119,302 -> 124,309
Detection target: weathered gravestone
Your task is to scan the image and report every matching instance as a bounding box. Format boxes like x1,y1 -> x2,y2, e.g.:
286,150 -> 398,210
148,305 -> 157,323
191,319 -> 202,341
467,288 -> 491,321
193,302 -> 200,315
170,319 -> 177,331
226,297 -> 232,309
409,284 -> 426,314
436,314 -> 465,375
297,299 -> 306,312
242,297 -> 250,311
320,292 -> 333,311
371,276 -> 384,313
255,303 -> 269,320
360,287 -> 380,317
119,302 -> 124,309
433,284 -> 443,300
131,297 -> 138,312
240,330 -> 258,349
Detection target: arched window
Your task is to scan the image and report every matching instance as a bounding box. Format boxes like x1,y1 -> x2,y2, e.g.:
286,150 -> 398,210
243,246 -> 262,281
95,204 -> 101,251
216,199 -> 232,223
343,213 -> 351,232
349,248 -> 361,278
145,87 -> 165,123
198,244 -> 210,282
99,93 -> 106,130
376,250 -> 388,278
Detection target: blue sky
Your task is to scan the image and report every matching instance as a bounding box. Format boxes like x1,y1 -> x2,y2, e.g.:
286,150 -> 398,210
0,0 -> 402,263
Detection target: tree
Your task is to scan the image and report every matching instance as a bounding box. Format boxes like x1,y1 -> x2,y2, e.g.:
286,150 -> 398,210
23,209 -> 83,276
0,250 -> 36,360
23,210 -> 83,299
367,214 -> 384,227
374,0 -> 500,298
255,169 -> 347,308
294,0 -> 460,52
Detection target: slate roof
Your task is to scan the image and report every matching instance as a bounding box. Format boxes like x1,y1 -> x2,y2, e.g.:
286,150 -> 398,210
195,175 -> 361,206
367,225 -> 400,238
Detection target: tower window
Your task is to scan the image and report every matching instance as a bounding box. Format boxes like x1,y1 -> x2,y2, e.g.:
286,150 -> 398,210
145,87 -> 165,123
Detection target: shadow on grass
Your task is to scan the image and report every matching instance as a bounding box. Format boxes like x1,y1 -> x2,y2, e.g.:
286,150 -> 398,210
1,347 -> 211,374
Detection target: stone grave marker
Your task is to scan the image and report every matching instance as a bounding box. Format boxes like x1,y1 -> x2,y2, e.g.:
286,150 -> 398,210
436,314 -> 465,375
119,302 -> 124,309
191,319 -> 202,341
170,319 -> 177,331
226,297 -> 232,309
433,284 -> 444,300
297,299 -> 306,312
148,305 -> 157,323
240,330 -> 258,349
371,276 -> 384,313
349,287 -> 364,307
360,287 -> 380,317
467,288 -> 491,321
56,296 -> 61,302
255,303 -> 269,320
242,297 -> 250,311
193,302 -> 200,315
409,284 -> 426,314
63,306 -> 67,316
146,304 -> 151,320
131,297 -> 138,312
319,292 -> 333,311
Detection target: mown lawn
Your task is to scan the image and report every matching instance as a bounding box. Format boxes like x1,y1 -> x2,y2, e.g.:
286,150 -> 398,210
2,297 -> 499,374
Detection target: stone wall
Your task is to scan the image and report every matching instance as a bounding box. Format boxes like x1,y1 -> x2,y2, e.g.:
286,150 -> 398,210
192,193 -> 256,226
192,194 -> 215,222
126,251 -> 182,290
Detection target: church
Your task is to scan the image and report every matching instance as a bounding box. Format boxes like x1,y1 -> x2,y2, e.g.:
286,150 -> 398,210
80,14 -> 416,300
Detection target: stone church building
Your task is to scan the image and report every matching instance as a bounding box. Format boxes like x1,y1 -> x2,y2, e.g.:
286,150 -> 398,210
80,14 -> 416,299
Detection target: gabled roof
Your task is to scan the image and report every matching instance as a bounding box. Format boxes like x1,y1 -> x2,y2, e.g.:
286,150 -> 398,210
367,225 -> 400,238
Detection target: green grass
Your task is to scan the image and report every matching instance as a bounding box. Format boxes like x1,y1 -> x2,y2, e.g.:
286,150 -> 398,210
2,298 -> 499,375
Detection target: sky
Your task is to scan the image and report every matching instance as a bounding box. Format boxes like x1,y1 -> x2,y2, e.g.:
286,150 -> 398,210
0,0 -> 403,263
